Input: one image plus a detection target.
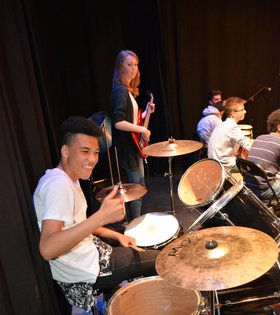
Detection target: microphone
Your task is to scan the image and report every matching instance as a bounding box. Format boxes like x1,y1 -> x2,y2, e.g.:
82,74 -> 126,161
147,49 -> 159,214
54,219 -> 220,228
246,86 -> 272,103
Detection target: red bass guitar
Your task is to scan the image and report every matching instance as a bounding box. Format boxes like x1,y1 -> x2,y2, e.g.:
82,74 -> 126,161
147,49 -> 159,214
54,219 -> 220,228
131,92 -> 154,158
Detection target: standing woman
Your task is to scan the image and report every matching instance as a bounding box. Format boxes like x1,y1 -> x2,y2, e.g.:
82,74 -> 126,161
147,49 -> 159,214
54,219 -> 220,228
111,50 -> 155,222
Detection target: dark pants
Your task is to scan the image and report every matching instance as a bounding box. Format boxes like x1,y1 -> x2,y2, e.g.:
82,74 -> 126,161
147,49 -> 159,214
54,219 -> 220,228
94,247 -> 159,290
57,247 -> 159,312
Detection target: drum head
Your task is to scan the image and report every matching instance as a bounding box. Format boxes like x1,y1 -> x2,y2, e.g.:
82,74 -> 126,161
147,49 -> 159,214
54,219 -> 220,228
178,158 -> 225,207
124,212 -> 179,248
107,276 -> 202,315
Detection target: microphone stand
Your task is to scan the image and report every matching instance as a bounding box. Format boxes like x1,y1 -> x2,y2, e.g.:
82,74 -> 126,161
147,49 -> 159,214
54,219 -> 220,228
245,86 -> 267,127
245,86 -> 267,103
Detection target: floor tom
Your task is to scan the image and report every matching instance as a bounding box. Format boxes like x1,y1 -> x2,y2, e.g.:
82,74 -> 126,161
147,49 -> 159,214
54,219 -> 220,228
107,276 -> 203,315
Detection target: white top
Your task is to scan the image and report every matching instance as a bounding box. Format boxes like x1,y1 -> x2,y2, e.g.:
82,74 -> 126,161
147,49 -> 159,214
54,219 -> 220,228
208,118 -> 251,170
129,92 -> 139,124
33,168 -> 99,283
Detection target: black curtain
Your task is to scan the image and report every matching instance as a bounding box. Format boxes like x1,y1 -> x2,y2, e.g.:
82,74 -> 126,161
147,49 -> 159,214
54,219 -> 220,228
0,0 -> 65,314
24,0 -> 280,174
1,0 -> 280,313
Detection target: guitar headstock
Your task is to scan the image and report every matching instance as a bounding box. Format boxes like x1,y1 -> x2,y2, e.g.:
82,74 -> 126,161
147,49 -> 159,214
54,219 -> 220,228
147,91 -> 154,103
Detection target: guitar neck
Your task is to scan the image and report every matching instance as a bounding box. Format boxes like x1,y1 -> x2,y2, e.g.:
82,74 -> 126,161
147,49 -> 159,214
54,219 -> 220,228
143,93 -> 153,129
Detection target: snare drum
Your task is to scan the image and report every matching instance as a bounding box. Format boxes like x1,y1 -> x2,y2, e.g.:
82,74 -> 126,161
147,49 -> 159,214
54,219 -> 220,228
217,256 -> 280,314
124,212 -> 181,250
238,124 -> 253,139
178,158 -> 227,207
188,180 -> 280,241
107,276 -> 203,315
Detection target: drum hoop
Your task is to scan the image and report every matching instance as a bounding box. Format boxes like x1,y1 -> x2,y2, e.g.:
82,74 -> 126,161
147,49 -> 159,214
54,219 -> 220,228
107,276 -> 203,313
178,158 -> 226,207
238,124 -> 253,130
188,180 -> 244,232
124,212 -> 180,249
151,224 -> 182,250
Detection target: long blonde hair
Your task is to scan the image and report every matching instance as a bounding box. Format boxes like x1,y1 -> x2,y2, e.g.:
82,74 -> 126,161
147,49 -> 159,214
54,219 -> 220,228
112,50 -> 140,97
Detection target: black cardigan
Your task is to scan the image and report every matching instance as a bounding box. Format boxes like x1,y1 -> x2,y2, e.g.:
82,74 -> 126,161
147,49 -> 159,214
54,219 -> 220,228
111,84 -> 140,170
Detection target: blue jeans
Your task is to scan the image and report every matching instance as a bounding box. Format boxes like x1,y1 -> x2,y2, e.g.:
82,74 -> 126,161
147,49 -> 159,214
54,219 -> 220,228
125,156 -> 145,221
72,305 -> 93,314
258,179 -> 280,200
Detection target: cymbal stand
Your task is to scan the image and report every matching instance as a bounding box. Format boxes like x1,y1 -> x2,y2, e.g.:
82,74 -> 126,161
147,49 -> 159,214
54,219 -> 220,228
207,290 -> 220,315
90,121 -> 114,187
164,156 -> 176,216
245,86 -> 269,127
114,147 -> 128,223
103,124 -> 114,187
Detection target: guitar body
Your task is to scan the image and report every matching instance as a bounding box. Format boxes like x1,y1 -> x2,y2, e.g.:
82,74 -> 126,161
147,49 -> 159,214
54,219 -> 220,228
131,92 -> 154,159
131,109 -> 149,158
237,147 -> 249,159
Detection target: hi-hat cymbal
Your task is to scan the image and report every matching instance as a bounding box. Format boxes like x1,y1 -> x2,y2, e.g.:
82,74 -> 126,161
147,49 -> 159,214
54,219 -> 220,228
95,183 -> 148,203
142,138 -> 203,157
156,226 -> 278,291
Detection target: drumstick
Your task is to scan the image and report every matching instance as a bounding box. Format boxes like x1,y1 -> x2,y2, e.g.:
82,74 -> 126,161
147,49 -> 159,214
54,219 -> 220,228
129,244 -> 146,252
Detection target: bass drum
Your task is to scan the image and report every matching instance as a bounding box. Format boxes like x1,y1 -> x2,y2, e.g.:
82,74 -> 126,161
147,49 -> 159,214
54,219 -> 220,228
107,276 -> 203,315
217,257 -> 280,314
187,180 -> 280,241
124,212 -> 182,250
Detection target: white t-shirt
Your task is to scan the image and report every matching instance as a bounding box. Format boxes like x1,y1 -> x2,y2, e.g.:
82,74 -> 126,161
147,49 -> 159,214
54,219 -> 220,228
33,168 -> 100,283
129,92 -> 139,124
208,118 -> 251,170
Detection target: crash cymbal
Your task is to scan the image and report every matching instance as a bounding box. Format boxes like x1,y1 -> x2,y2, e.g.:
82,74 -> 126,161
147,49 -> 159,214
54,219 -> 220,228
156,226 -> 278,291
95,183 -> 148,203
142,138 -> 203,157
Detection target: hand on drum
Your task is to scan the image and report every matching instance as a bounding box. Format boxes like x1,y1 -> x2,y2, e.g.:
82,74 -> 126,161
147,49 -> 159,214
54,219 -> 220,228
98,186 -> 125,225
116,234 -> 145,252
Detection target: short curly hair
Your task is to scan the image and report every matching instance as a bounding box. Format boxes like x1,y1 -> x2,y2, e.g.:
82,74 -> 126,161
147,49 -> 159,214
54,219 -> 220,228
267,108 -> 280,133
60,116 -> 102,147
208,89 -> 222,102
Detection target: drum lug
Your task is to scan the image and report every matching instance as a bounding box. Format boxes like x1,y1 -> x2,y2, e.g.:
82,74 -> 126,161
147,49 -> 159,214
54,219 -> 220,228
224,299 -> 233,306
198,297 -> 209,314
188,227 -> 197,233
273,218 -> 280,228
220,212 -> 229,220
152,244 -> 161,250
219,212 -> 235,225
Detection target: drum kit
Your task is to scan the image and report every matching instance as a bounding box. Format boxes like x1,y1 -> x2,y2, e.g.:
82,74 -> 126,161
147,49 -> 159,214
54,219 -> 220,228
91,113 -> 280,314
108,226 -> 279,315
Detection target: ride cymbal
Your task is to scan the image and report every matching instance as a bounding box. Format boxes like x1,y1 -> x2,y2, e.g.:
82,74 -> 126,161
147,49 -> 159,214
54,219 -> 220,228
142,138 -> 203,157
156,226 -> 278,291
95,183 -> 148,203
